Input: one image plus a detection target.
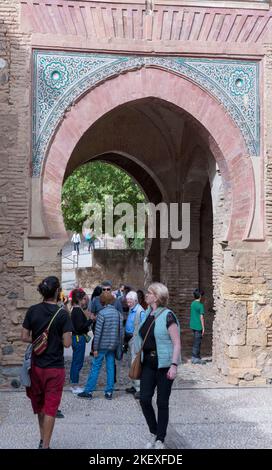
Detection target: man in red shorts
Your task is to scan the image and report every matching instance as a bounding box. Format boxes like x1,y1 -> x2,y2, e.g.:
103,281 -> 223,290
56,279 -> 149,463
22,276 -> 73,449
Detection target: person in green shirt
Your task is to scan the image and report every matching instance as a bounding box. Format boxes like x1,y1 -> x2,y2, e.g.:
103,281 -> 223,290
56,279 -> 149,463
190,289 -> 206,365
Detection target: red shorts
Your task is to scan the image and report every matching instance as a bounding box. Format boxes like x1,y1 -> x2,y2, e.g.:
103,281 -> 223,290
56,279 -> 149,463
26,365 -> 65,417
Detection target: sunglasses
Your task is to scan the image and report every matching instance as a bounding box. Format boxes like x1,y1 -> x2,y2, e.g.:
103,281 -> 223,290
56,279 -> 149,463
102,287 -> 111,291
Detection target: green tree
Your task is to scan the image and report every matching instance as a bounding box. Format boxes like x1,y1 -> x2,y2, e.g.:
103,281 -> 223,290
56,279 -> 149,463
61,161 -> 146,247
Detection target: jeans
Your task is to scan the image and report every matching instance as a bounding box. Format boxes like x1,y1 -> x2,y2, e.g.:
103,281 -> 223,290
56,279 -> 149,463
192,329 -> 202,359
140,356 -> 174,442
73,242 -> 80,254
84,350 -> 115,394
88,240 -> 95,252
70,335 -> 86,384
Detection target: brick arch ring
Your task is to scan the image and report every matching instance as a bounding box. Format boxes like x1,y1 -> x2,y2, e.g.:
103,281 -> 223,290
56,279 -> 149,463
42,67 -> 255,241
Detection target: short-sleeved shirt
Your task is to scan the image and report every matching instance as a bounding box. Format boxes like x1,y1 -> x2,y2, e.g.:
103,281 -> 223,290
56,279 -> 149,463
190,300 -> 204,331
23,302 -> 73,368
139,311 -> 177,352
125,304 -> 145,334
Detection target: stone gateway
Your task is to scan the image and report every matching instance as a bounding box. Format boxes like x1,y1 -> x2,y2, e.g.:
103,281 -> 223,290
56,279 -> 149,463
1,0 -> 272,386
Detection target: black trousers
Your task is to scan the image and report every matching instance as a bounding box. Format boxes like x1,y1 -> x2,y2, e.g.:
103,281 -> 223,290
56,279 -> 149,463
140,357 -> 174,442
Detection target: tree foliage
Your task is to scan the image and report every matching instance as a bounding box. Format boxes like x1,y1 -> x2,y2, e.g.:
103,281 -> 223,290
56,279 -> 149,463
61,162 -> 146,246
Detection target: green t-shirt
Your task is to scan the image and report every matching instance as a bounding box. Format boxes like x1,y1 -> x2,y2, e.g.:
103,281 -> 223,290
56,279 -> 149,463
190,300 -> 204,331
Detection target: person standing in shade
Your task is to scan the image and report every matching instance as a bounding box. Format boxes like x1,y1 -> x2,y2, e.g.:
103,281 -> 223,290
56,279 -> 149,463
137,282 -> 181,450
125,291 -> 146,399
71,231 -> 81,254
70,289 -> 93,394
21,276 -> 73,449
190,288 -> 206,365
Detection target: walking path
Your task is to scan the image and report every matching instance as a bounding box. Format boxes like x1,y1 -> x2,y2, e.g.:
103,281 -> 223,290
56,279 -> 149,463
1,356 -> 272,449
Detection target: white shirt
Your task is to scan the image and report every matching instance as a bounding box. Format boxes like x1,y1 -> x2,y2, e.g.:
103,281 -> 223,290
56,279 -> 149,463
71,233 -> 81,243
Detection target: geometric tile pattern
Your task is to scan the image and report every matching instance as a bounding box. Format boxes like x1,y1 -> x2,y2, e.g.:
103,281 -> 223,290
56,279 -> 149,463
32,50 -> 260,176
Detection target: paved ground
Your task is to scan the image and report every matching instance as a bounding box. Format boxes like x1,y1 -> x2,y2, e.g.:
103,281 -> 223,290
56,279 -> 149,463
1,357 -> 272,449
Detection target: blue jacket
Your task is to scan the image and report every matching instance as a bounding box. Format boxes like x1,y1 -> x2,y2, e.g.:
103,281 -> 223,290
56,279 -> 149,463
136,307 -> 181,368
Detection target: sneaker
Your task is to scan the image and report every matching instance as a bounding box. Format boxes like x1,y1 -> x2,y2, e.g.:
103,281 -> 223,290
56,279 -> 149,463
105,392 -> 112,400
71,386 -> 84,394
38,439 -> 43,449
134,391 -> 140,399
125,386 -> 136,394
56,410 -> 64,418
154,440 -> 165,449
77,391 -> 93,399
145,434 -> 157,449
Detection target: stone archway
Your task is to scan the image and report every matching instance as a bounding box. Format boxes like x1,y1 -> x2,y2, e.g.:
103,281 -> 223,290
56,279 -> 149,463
41,67 -> 255,244
36,66 -> 257,361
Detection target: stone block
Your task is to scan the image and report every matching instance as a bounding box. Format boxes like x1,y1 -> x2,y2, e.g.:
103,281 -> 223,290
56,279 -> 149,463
230,368 -> 261,379
228,346 -> 239,358
2,345 -> 14,355
6,261 -> 18,268
224,301 -> 247,346
228,356 -> 256,368
257,305 -> 272,328
0,366 -> 21,377
222,280 -> 253,296
247,328 -> 267,347
238,377 -> 267,387
235,253 -> 256,273
247,314 -> 258,329
226,375 -> 239,386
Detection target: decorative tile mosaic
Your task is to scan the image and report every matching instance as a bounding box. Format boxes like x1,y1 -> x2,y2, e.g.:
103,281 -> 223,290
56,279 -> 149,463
32,51 -> 260,176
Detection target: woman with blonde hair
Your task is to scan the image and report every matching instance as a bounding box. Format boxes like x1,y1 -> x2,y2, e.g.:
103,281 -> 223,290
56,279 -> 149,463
137,282 -> 181,449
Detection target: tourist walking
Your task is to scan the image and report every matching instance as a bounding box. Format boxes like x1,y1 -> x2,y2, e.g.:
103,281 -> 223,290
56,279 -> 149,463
124,291 -> 146,399
21,276 -> 73,449
78,291 -> 124,400
137,282 -> 181,449
86,228 -> 96,252
71,231 -> 81,254
190,288 -> 206,365
70,289 -> 93,394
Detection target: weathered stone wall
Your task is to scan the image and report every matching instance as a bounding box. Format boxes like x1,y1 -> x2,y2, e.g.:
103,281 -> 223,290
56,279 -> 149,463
76,249 -> 144,291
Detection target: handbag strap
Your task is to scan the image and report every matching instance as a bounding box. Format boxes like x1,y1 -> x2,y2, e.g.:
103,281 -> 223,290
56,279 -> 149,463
47,307 -> 63,331
140,308 -> 167,352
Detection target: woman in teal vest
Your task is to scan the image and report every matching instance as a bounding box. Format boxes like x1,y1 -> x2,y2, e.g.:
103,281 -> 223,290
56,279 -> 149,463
137,282 -> 181,449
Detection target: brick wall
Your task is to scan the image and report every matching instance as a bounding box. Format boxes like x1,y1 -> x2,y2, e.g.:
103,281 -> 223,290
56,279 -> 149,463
0,0 -> 34,371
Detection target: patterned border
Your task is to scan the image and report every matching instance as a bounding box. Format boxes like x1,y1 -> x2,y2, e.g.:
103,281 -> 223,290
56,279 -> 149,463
32,51 -> 260,176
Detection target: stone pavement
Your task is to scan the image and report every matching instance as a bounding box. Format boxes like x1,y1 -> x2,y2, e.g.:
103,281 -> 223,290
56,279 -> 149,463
1,355 -> 272,449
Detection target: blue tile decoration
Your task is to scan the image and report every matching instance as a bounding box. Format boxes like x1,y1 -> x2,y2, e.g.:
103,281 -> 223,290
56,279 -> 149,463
32,50 -> 260,176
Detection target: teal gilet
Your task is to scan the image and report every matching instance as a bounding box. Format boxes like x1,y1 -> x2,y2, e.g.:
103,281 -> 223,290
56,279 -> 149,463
137,306 -> 181,368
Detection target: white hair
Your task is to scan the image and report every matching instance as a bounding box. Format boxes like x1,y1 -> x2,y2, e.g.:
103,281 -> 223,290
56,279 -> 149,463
126,291 -> 138,303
